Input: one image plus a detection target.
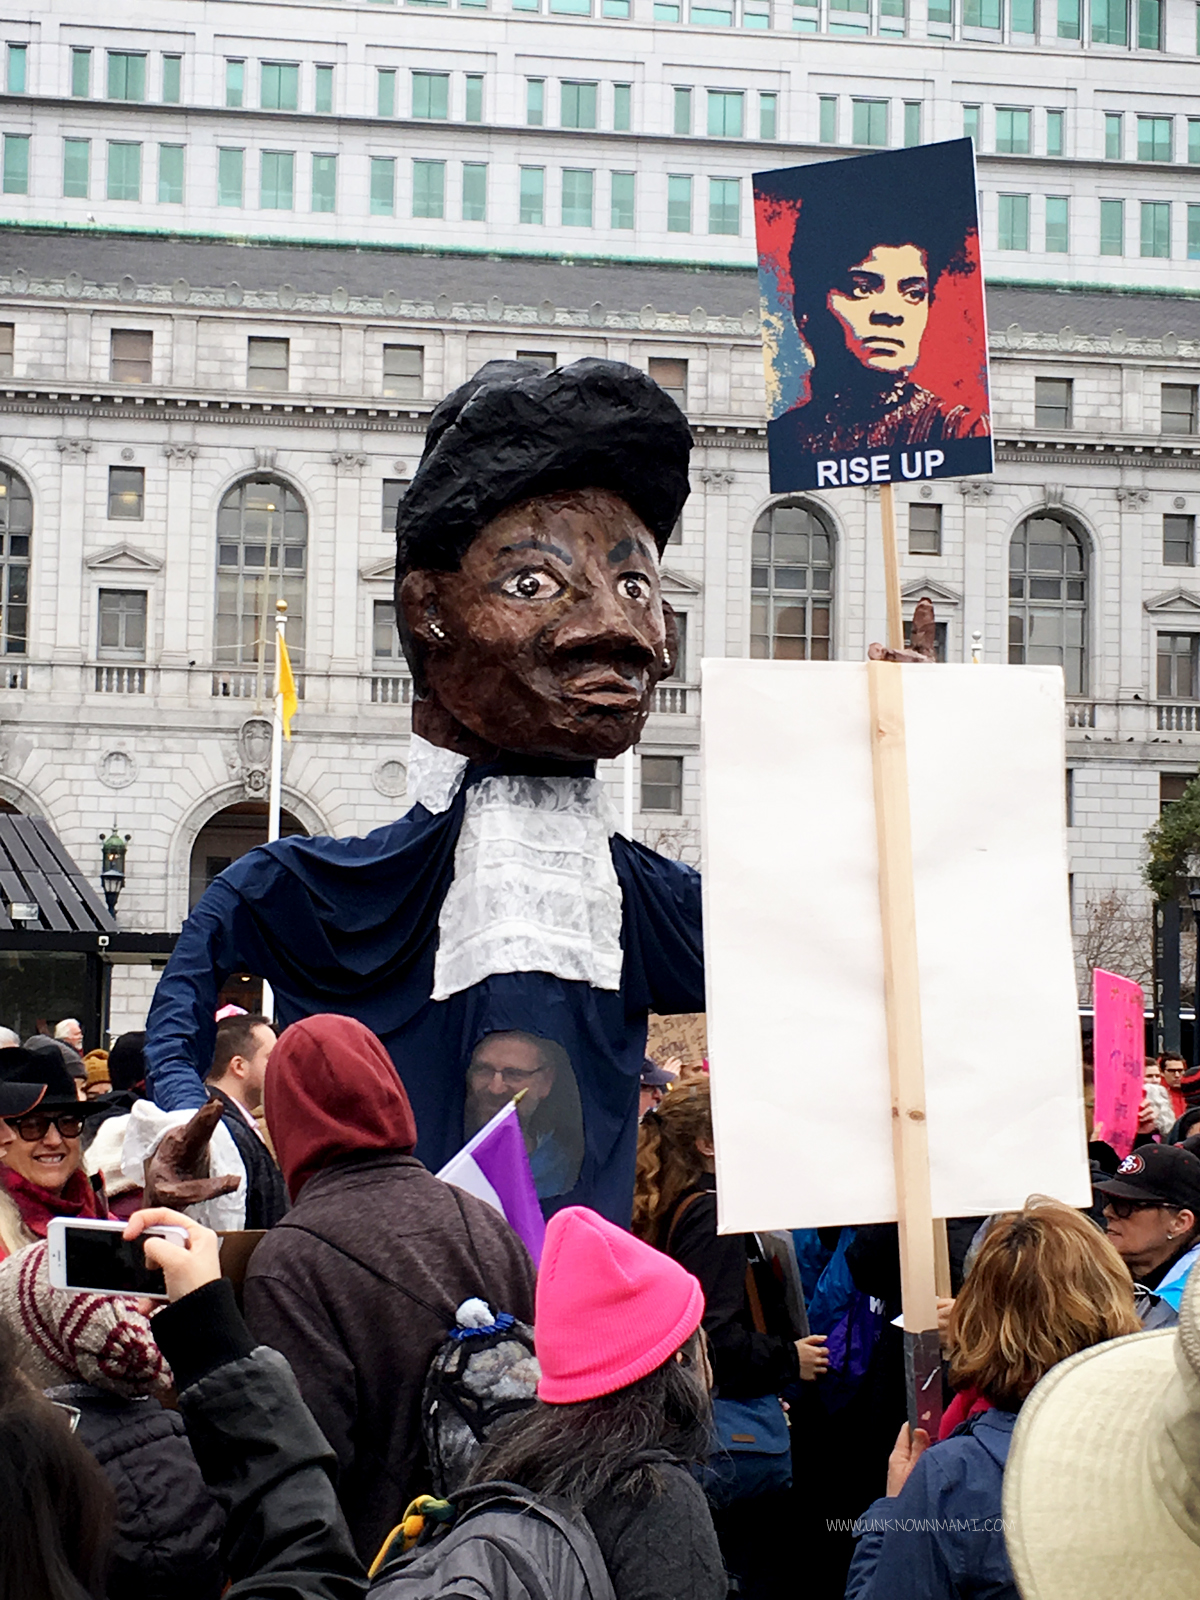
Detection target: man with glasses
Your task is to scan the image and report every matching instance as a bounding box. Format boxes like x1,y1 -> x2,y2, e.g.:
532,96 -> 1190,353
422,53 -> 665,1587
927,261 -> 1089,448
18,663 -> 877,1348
1096,1144 -> 1200,1328
464,1030 -> 583,1201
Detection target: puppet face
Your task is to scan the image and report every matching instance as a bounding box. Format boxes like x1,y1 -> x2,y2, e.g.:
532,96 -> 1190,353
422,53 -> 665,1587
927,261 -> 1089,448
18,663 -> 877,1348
826,243 -> 930,377
401,487 -> 673,760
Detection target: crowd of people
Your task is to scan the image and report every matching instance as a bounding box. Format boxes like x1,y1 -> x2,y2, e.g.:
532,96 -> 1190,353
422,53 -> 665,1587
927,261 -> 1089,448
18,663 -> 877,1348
2,1018 -> 1200,1598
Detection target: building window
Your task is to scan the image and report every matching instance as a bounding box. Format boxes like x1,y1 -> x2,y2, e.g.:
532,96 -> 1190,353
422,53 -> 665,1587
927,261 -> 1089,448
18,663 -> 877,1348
519,166 -> 544,224
998,193 -> 1030,250
1066,766 -> 1075,826
71,47 -> 91,98
852,99 -> 888,147
1158,634 -> 1198,698
1138,115 -> 1172,162
903,617 -> 948,660
225,59 -> 244,108
562,168 -> 594,226
908,502 -> 942,555
261,62 -> 299,111
708,176 -> 740,235
63,138 -> 90,199
1046,109 -> 1065,156
413,71 -> 449,119
382,345 -> 423,398
107,52 -> 146,102
649,357 -> 687,405
0,466 -> 30,654
959,105 -> 979,146
1164,514 -> 1196,565
1142,201 -> 1171,257
98,590 -> 147,660
107,467 -> 145,520
1007,514 -> 1087,695
641,755 -> 683,813
218,148 -> 244,207
964,0 -> 1001,21
611,170 -> 635,228
674,86 -> 693,135
1138,0 -> 1162,44
373,599 -> 403,658
1035,377 -> 1073,428
110,329 -> 152,383
1100,197 -> 1124,254
1091,0 -> 1128,43
260,151 -> 294,210
996,107 -> 1032,154
162,54 -> 182,104
819,96 -> 838,143
1161,771 -> 1196,809
381,480 -> 406,533
1011,0 -> 1036,31
613,82 -> 632,132
1104,112 -> 1123,160
1058,0 -> 1081,34
1190,204 -> 1200,260
1046,195 -> 1069,252
750,500 -> 835,660
370,156 -> 395,215
106,142 -> 142,202
377,69 -> 396,118
216,478 -> 307,672
315,64 -> 334,114
311,153 -> 336,213
158,144 -> 184,205
1163,385 -> 1198,434
2,134 -> 28,195
413,160 -> 445,218
527,78 -> 545,126
516,350 -> 556,370
465,74 -> 484,123
561,80 -> 598,129
667,173 -> 692,232
708,90 -> 743,138
903,101 -> 922,147
664,611 -> 688,677
462,161 -> 487,221
247,337 -> 289,392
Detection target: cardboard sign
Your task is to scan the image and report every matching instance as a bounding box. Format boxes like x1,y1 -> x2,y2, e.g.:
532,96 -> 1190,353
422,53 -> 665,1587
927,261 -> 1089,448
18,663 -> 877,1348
701,660 -> 1089,1232
1091,969 -> 1145,1159
755,140 -> 993,493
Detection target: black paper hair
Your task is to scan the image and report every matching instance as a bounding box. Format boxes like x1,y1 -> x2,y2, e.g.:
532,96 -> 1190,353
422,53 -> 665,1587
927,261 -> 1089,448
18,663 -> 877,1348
394,358 -> 692,580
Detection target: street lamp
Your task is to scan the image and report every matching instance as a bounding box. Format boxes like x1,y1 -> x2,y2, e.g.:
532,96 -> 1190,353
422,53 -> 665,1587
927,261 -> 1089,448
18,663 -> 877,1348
1188,865 -> 1200,1070
99,827 -> 131,916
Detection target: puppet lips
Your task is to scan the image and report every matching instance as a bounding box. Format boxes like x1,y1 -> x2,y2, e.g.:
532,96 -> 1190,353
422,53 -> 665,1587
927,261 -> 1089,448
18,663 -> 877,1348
559,667 -> 645,710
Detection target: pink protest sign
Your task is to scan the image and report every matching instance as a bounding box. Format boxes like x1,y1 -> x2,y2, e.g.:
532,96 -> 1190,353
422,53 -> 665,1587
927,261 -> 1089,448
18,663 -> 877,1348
1092,968 -> 1145,1159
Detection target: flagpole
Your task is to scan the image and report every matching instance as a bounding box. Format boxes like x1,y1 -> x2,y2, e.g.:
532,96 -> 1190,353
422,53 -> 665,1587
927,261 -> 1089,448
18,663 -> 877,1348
261,599 -> 288,1024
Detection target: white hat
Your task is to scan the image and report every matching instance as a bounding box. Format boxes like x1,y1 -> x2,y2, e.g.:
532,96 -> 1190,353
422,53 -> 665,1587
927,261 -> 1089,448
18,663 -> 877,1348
1003,1263 -> 1200,1597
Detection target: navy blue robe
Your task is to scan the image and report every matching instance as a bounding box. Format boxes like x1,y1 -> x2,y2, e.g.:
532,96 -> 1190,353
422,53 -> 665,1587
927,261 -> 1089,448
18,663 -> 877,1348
145,767 -> 704,1226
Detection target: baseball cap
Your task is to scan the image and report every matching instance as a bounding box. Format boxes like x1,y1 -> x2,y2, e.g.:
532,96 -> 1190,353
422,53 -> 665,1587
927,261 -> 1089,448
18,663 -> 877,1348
640,1059 -> 674,1089
1095,1144 -> 1200,1212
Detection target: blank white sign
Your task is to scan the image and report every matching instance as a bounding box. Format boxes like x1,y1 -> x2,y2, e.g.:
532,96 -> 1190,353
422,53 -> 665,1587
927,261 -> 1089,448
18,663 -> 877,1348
701,660 -> 1090,1233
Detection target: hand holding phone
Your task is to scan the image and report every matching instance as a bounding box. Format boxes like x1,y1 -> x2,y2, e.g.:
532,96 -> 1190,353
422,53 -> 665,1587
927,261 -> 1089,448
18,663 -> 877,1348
124,1209 -> 223,1303
47,1217 -> 189,1301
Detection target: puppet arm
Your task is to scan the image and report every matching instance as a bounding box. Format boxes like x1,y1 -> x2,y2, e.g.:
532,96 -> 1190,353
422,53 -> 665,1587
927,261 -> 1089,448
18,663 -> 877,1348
145,879 -> 253,1112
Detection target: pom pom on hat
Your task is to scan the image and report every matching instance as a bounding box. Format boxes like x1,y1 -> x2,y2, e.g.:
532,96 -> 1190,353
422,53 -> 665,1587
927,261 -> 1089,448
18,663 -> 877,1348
534,1206 -> 704,1405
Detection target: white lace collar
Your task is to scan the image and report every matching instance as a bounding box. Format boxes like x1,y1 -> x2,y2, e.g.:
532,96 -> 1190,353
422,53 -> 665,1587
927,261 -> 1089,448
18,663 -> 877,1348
407,733 -> 470,815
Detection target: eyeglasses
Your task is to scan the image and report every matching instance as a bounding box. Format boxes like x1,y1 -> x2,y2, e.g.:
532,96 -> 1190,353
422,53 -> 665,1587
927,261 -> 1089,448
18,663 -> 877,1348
1104,1197 -> 1166,1221
49,1400 -> 81,1433
4,1112 -> 84,1142
466,1063 -> 547,1090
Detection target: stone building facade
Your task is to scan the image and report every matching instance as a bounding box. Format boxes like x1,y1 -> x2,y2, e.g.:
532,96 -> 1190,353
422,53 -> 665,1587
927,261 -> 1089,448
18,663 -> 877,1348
1,0 -> 1199,1027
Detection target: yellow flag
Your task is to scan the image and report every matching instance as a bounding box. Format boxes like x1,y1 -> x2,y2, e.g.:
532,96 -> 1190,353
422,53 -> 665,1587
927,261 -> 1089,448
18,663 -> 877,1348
277,629 -> 298,742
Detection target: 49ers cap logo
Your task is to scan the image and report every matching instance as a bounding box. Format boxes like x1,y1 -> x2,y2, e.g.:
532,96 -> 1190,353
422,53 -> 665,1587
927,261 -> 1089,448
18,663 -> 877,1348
1118,1153 -> 1145,1175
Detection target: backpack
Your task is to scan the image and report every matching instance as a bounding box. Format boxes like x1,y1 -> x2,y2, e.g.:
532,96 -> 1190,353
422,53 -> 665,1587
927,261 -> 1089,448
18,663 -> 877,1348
421,1298 -> 540,1496
369,1481 -> 617,1600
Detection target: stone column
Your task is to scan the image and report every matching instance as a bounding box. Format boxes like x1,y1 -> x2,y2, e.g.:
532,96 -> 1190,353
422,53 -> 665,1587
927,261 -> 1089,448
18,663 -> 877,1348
1116,486 -> 1151,705
54,438 -> 93,663
699,467 -> 734,656
161,445 -> 199,670
329,450 -> 368,683
959,481 -> 993,662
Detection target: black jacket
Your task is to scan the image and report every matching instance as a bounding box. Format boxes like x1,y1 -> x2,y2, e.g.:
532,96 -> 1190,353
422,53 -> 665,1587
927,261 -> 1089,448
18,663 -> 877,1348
585,1467 -> 726,1600
45,1380 -> 225,1600
211,1087 -> 289,1229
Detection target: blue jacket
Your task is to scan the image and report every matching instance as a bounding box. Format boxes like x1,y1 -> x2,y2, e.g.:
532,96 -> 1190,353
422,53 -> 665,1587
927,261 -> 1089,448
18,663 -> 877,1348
845,1408 -> 1018,1600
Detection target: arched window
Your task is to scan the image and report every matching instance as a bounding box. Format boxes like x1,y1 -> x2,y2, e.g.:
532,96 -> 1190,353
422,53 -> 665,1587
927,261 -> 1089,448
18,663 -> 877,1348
750,500 -> 834,660
1008,513 -> 1087,695
0,466 -> 31,655
215,477 -> 307,671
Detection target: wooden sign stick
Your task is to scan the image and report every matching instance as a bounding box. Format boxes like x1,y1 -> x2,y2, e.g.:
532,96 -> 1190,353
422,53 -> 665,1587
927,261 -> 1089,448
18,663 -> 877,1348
872,482 -> 944,1436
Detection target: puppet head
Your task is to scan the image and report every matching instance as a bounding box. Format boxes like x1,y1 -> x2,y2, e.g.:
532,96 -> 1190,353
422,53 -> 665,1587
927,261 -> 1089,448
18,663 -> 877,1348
395,359 -> 692,762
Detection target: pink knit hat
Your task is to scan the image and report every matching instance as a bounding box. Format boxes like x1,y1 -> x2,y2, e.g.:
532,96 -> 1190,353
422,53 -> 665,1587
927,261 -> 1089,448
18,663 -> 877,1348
535,1206 -> 705,1404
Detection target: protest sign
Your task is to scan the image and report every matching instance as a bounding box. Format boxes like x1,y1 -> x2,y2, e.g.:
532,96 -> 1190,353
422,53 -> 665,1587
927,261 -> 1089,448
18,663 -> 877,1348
702,658 -> 1089,1233
755,139 -> 992,494
1091,969 -> 1145,1159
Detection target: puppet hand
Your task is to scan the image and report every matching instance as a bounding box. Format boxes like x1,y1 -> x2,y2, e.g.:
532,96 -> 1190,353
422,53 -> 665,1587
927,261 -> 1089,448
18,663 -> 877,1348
143,1098 -> 242,1209
868,597 -> 938,663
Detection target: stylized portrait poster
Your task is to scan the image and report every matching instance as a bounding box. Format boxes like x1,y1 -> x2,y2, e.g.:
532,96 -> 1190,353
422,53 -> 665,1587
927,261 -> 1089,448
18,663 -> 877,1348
755,139 -> 993,493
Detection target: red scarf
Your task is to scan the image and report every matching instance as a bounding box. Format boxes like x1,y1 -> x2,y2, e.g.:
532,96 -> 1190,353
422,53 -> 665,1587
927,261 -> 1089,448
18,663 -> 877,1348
0,1163 -> 103,1241
938,1384 -> 993,1441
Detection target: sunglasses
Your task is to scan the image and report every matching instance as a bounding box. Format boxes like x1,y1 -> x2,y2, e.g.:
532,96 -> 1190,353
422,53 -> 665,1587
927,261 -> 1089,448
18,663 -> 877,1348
4,1112 -> 84,1142
1104,1196 -> 1167,1220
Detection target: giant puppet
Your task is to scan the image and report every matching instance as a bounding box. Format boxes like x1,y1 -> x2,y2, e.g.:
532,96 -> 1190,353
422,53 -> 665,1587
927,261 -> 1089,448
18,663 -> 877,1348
145,359 -> 703,1224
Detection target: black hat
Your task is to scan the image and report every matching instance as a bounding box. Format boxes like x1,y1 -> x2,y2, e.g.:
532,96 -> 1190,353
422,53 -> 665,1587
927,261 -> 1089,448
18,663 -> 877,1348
1095,1145 -> 1200,1213
640,1060 -> 674,1089
0,1047 -> 55,1118
395,358 -> 692,581
0,1042 -> 82,1114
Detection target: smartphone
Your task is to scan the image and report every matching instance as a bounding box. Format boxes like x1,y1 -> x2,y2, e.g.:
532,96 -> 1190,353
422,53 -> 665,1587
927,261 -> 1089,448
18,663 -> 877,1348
46,1217 -> 187,1301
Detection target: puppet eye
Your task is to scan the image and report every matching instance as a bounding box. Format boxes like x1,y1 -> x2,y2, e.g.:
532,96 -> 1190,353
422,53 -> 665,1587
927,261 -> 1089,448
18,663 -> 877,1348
618,574 -> 651,602
502,567 -> 564,601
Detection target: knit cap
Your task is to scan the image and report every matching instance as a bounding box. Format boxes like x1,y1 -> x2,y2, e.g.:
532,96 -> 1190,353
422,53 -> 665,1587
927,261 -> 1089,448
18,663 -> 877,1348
0,1239 -> 171,1399
535,1206 -> 704,1404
